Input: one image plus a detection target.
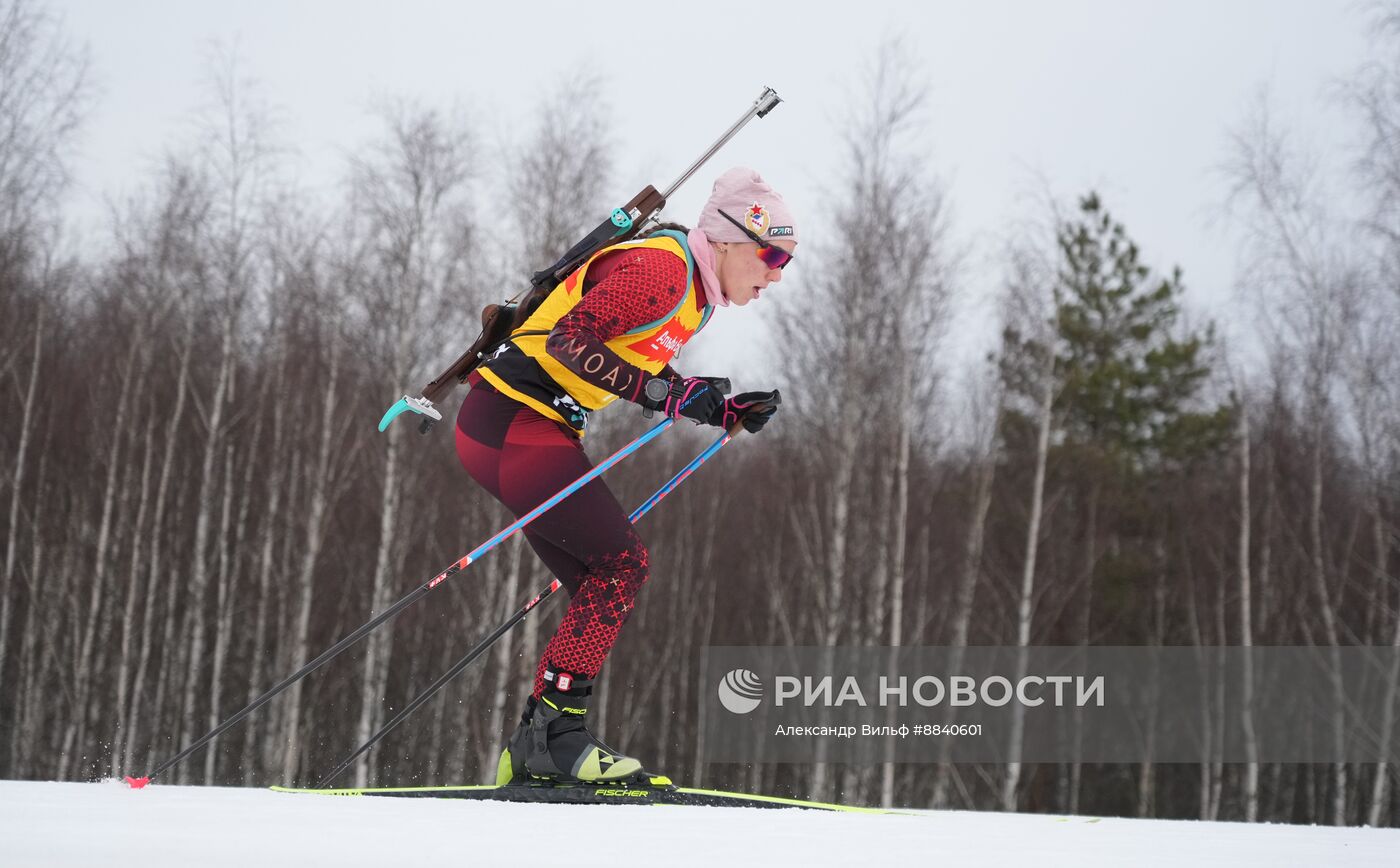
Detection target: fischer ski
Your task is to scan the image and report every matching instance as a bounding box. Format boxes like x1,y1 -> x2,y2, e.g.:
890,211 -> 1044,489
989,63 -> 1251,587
271,779 -> 898,813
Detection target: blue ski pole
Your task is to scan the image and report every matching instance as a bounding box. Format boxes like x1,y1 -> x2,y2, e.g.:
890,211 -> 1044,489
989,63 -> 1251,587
126,418 -> 674,788
312,417 -> 756,788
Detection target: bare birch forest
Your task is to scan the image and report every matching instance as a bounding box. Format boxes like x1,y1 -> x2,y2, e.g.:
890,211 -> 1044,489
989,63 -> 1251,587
1,1 -> 1398,822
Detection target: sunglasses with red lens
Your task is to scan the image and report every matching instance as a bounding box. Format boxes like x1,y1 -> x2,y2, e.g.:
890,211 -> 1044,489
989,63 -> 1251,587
717,209 -> 794,270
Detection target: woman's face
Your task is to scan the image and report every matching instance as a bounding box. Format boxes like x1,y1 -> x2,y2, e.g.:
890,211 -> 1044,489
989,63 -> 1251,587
714,239 -> 796,306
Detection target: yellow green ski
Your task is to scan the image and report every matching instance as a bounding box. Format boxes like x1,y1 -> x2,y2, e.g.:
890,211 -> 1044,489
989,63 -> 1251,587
271,778 -> 896,813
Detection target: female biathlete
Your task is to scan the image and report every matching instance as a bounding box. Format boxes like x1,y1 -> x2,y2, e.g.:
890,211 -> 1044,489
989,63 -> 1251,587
455,167 -> 798,785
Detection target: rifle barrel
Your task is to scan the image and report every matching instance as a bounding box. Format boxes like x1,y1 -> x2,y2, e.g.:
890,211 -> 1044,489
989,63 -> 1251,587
661,87 -> 782,201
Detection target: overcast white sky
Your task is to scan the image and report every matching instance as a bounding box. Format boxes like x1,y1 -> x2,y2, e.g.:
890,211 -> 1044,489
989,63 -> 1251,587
48,0 -> 1376,388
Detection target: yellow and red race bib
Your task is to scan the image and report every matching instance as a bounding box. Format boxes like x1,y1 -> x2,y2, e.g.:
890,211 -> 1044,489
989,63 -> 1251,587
476,230 -> 712,435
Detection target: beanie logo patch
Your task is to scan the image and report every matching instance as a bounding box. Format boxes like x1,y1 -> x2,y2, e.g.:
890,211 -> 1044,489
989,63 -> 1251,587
768,226 -> 794,237
745,203 -> 770,235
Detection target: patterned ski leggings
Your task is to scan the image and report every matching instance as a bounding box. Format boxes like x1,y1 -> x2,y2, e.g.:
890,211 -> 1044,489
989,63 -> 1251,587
455,378 -> 650,698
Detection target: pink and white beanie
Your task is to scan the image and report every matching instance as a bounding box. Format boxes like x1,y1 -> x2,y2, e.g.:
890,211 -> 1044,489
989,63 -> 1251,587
688,167 -> 798,307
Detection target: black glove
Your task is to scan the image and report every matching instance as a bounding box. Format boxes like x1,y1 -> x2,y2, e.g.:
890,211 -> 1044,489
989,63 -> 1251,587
707,389 -> 782,433
641,376 -> 731,424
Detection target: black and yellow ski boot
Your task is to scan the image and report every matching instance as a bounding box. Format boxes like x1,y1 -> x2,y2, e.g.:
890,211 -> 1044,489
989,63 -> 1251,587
496,670 -> 647,786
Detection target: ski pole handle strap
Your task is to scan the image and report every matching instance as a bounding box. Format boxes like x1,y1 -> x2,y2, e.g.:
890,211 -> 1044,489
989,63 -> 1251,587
643,376 -> 730,424
725,399 -> 778,436
717,389 -> 782,436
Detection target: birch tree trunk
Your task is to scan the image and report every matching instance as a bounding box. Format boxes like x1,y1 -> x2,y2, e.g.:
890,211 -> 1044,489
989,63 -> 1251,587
1062,479 -> 1101,816
1136,539 -> 1167,818
112,378 -> 159,775
0,307 -> 43,697
345,102 -> 475,788
1001,350 -> 1055,811
353,411 -> 405,788
177,316 -> 235,783
241,373 -> 287,784
279,339 -> 343,783
1238,402 -> 1260,822
62,337 -> 139,771
1308,424 -> 1348,825
808,414 -> 858,803
1210,577 -> 1227,820
933,383 -> 999,808
11,458 -> 49,777
125,314 -> 195,771
1368,500 -> 1398,827
202,446 -> 238,783
880,367 -> 912,809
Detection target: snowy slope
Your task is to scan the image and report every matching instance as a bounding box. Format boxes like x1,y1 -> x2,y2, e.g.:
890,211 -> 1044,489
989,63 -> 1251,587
1,779 -> 1396,868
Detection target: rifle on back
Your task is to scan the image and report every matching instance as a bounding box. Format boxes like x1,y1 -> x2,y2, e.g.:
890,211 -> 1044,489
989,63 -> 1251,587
378,87 -> 783,435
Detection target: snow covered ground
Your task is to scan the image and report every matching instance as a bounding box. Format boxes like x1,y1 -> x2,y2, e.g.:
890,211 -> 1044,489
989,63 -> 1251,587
2,778 -> 1397,867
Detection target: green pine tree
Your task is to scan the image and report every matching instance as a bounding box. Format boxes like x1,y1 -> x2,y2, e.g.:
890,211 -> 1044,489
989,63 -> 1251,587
1053,192 -> 1231,471
1000,192 -> 1232,473
998,192 -> 1233,640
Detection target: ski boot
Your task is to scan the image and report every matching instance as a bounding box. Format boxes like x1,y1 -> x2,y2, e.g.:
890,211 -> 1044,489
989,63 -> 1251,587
496,670 -> 648,786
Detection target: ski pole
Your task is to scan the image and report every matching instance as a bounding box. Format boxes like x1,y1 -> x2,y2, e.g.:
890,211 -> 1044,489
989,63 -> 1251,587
124,417 -> 674,789
313,419 -> 753,788
312,579 -> 564,789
